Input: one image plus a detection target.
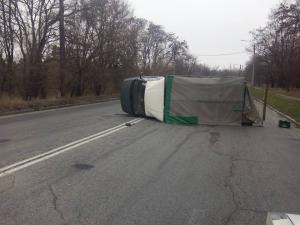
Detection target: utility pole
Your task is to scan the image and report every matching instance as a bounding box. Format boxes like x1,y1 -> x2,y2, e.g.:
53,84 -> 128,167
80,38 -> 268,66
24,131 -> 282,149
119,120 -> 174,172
59,0 -> 66,97
262,83 -> 269,121
241,40 -> 256,85
252,45 -> 256,86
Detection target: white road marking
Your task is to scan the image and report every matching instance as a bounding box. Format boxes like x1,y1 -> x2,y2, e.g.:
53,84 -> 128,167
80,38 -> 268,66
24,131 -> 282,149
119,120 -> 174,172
0,118 -> 144,178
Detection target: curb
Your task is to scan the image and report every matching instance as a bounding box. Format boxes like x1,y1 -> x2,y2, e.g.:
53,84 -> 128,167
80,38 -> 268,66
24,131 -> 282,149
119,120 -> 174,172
0,97 -> 119,117
255,98 -> 300,128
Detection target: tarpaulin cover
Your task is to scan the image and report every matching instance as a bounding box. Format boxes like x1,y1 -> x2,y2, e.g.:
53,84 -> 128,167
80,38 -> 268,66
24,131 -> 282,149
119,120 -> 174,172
164,75 -> 261,125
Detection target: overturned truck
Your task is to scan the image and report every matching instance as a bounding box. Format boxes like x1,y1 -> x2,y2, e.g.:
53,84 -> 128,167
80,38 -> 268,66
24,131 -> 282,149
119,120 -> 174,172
121,75 -> 262,126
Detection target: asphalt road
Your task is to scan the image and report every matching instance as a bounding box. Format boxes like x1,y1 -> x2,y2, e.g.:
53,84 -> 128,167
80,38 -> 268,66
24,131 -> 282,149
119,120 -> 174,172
0,100 -> 300,225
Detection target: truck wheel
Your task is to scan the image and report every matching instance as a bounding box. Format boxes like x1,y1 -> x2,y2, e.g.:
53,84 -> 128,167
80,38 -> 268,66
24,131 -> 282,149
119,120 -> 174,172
120,78 -> 135,115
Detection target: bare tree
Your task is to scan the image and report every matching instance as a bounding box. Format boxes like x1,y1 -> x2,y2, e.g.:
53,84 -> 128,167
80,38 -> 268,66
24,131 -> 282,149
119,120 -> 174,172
0,0 -> 200,99
59,0 -> 66,96
0,0 -> 15,95
13,0 -> 60,99
251,0 -> 300,88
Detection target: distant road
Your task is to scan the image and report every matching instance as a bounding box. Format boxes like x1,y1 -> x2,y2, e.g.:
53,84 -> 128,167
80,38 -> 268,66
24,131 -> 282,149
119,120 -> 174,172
0,100 -> 300,225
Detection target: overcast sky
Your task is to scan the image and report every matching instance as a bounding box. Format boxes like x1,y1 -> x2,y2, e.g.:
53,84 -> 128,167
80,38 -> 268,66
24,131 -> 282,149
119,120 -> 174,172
128,0 -> 280,69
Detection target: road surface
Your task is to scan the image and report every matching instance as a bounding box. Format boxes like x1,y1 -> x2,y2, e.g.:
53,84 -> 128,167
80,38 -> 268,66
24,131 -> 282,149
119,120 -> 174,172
0,100 -> 299,225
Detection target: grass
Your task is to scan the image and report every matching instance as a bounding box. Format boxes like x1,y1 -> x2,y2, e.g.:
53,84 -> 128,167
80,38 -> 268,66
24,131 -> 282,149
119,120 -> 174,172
250,87 -> 300,122
0,94 -> 118,115
271,88 -> 300,99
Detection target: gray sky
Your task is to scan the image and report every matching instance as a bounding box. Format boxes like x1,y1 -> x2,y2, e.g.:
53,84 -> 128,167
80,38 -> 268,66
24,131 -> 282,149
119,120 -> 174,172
128,0 -> 280,69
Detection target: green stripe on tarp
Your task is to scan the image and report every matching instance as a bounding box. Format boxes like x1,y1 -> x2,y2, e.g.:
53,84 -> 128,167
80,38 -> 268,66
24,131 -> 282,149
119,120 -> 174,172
164,75 -> 198,125
165,116 -> 199,125
164,75 -> 173,118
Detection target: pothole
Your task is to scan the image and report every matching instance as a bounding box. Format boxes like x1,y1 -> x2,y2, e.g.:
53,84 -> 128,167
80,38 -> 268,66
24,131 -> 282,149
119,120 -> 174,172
0,139 -> 10,144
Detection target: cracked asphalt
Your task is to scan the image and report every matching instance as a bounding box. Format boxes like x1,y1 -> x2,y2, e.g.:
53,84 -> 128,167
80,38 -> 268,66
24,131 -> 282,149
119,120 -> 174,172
0,100 -> 300,225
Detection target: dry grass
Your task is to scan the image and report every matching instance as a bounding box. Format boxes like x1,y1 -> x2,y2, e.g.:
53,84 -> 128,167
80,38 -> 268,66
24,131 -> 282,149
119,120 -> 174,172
0,94 -> 119,114
0,96 -> 28,111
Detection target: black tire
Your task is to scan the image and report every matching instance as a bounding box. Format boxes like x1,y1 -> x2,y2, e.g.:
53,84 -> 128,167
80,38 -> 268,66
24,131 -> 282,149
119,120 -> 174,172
120,78 -> 135,115
131,79 -> 146,117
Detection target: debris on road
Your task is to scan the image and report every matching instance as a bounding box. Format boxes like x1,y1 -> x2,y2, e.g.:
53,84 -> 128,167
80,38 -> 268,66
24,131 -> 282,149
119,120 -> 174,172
279,120 -> 291,128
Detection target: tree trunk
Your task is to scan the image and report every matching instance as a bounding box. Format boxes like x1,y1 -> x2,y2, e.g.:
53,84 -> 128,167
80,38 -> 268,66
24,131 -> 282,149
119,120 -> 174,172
59,0 -> 66,97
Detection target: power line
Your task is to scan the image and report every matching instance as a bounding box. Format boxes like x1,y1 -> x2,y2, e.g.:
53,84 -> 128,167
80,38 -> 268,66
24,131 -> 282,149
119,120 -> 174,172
196,51 -> 247,57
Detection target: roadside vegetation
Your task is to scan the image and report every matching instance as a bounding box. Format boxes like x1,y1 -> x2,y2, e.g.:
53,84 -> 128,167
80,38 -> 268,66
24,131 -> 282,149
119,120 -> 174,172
246,0 -> 300,90
271,89 -> 300,99
0,0 -> 226,101
246,0 -> 300,123
251,87 -> 300,122
0,95 -> 117,115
